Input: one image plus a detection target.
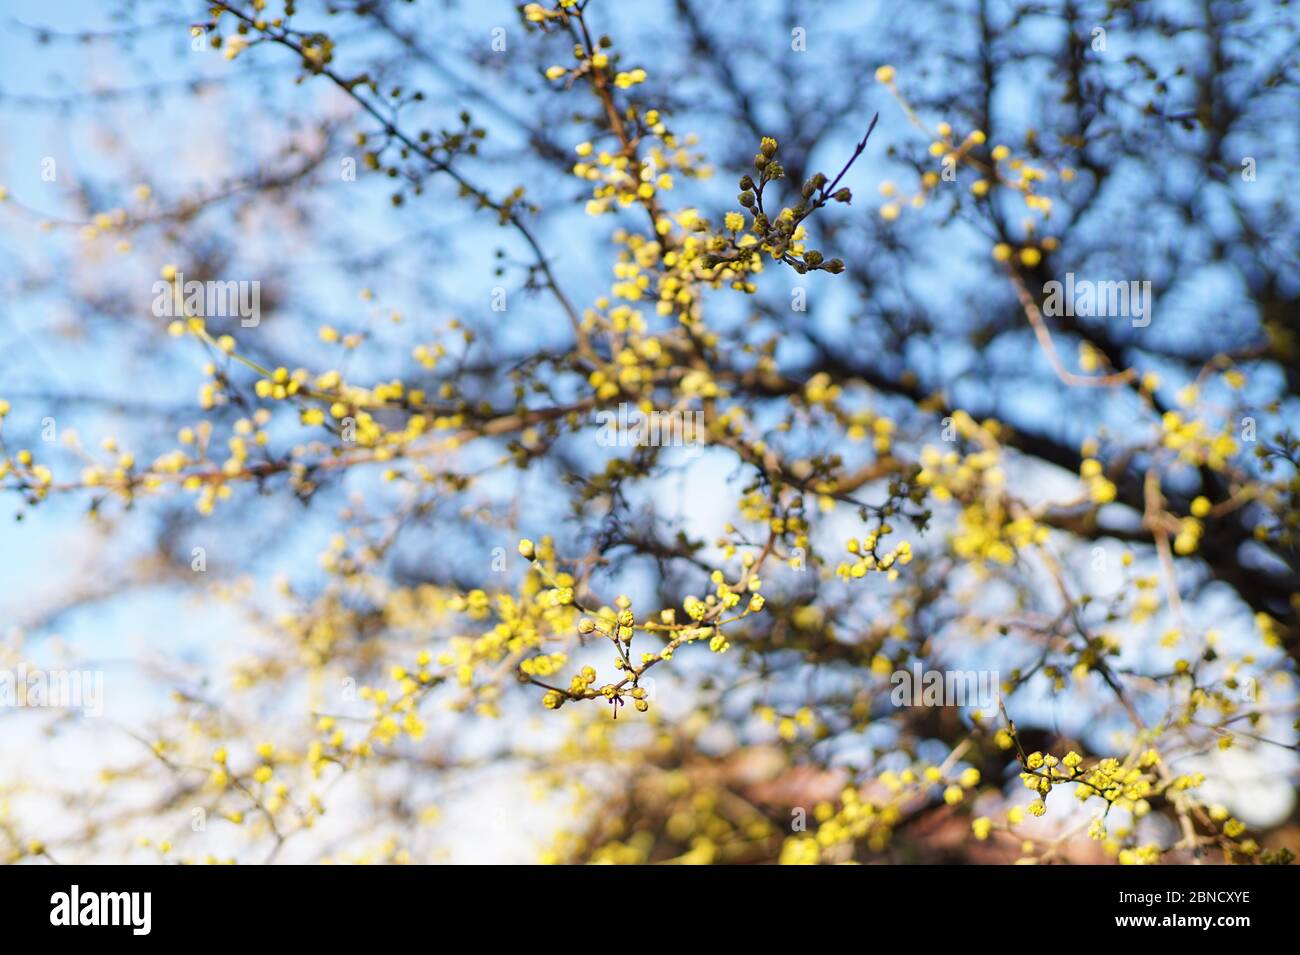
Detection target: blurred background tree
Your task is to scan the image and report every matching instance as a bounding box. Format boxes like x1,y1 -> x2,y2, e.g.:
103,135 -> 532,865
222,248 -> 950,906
0,0 -> 1296,864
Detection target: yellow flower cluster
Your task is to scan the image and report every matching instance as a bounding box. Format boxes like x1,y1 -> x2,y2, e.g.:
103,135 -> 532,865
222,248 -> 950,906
874,63 -> 1072,265
779,760 -> 983,864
